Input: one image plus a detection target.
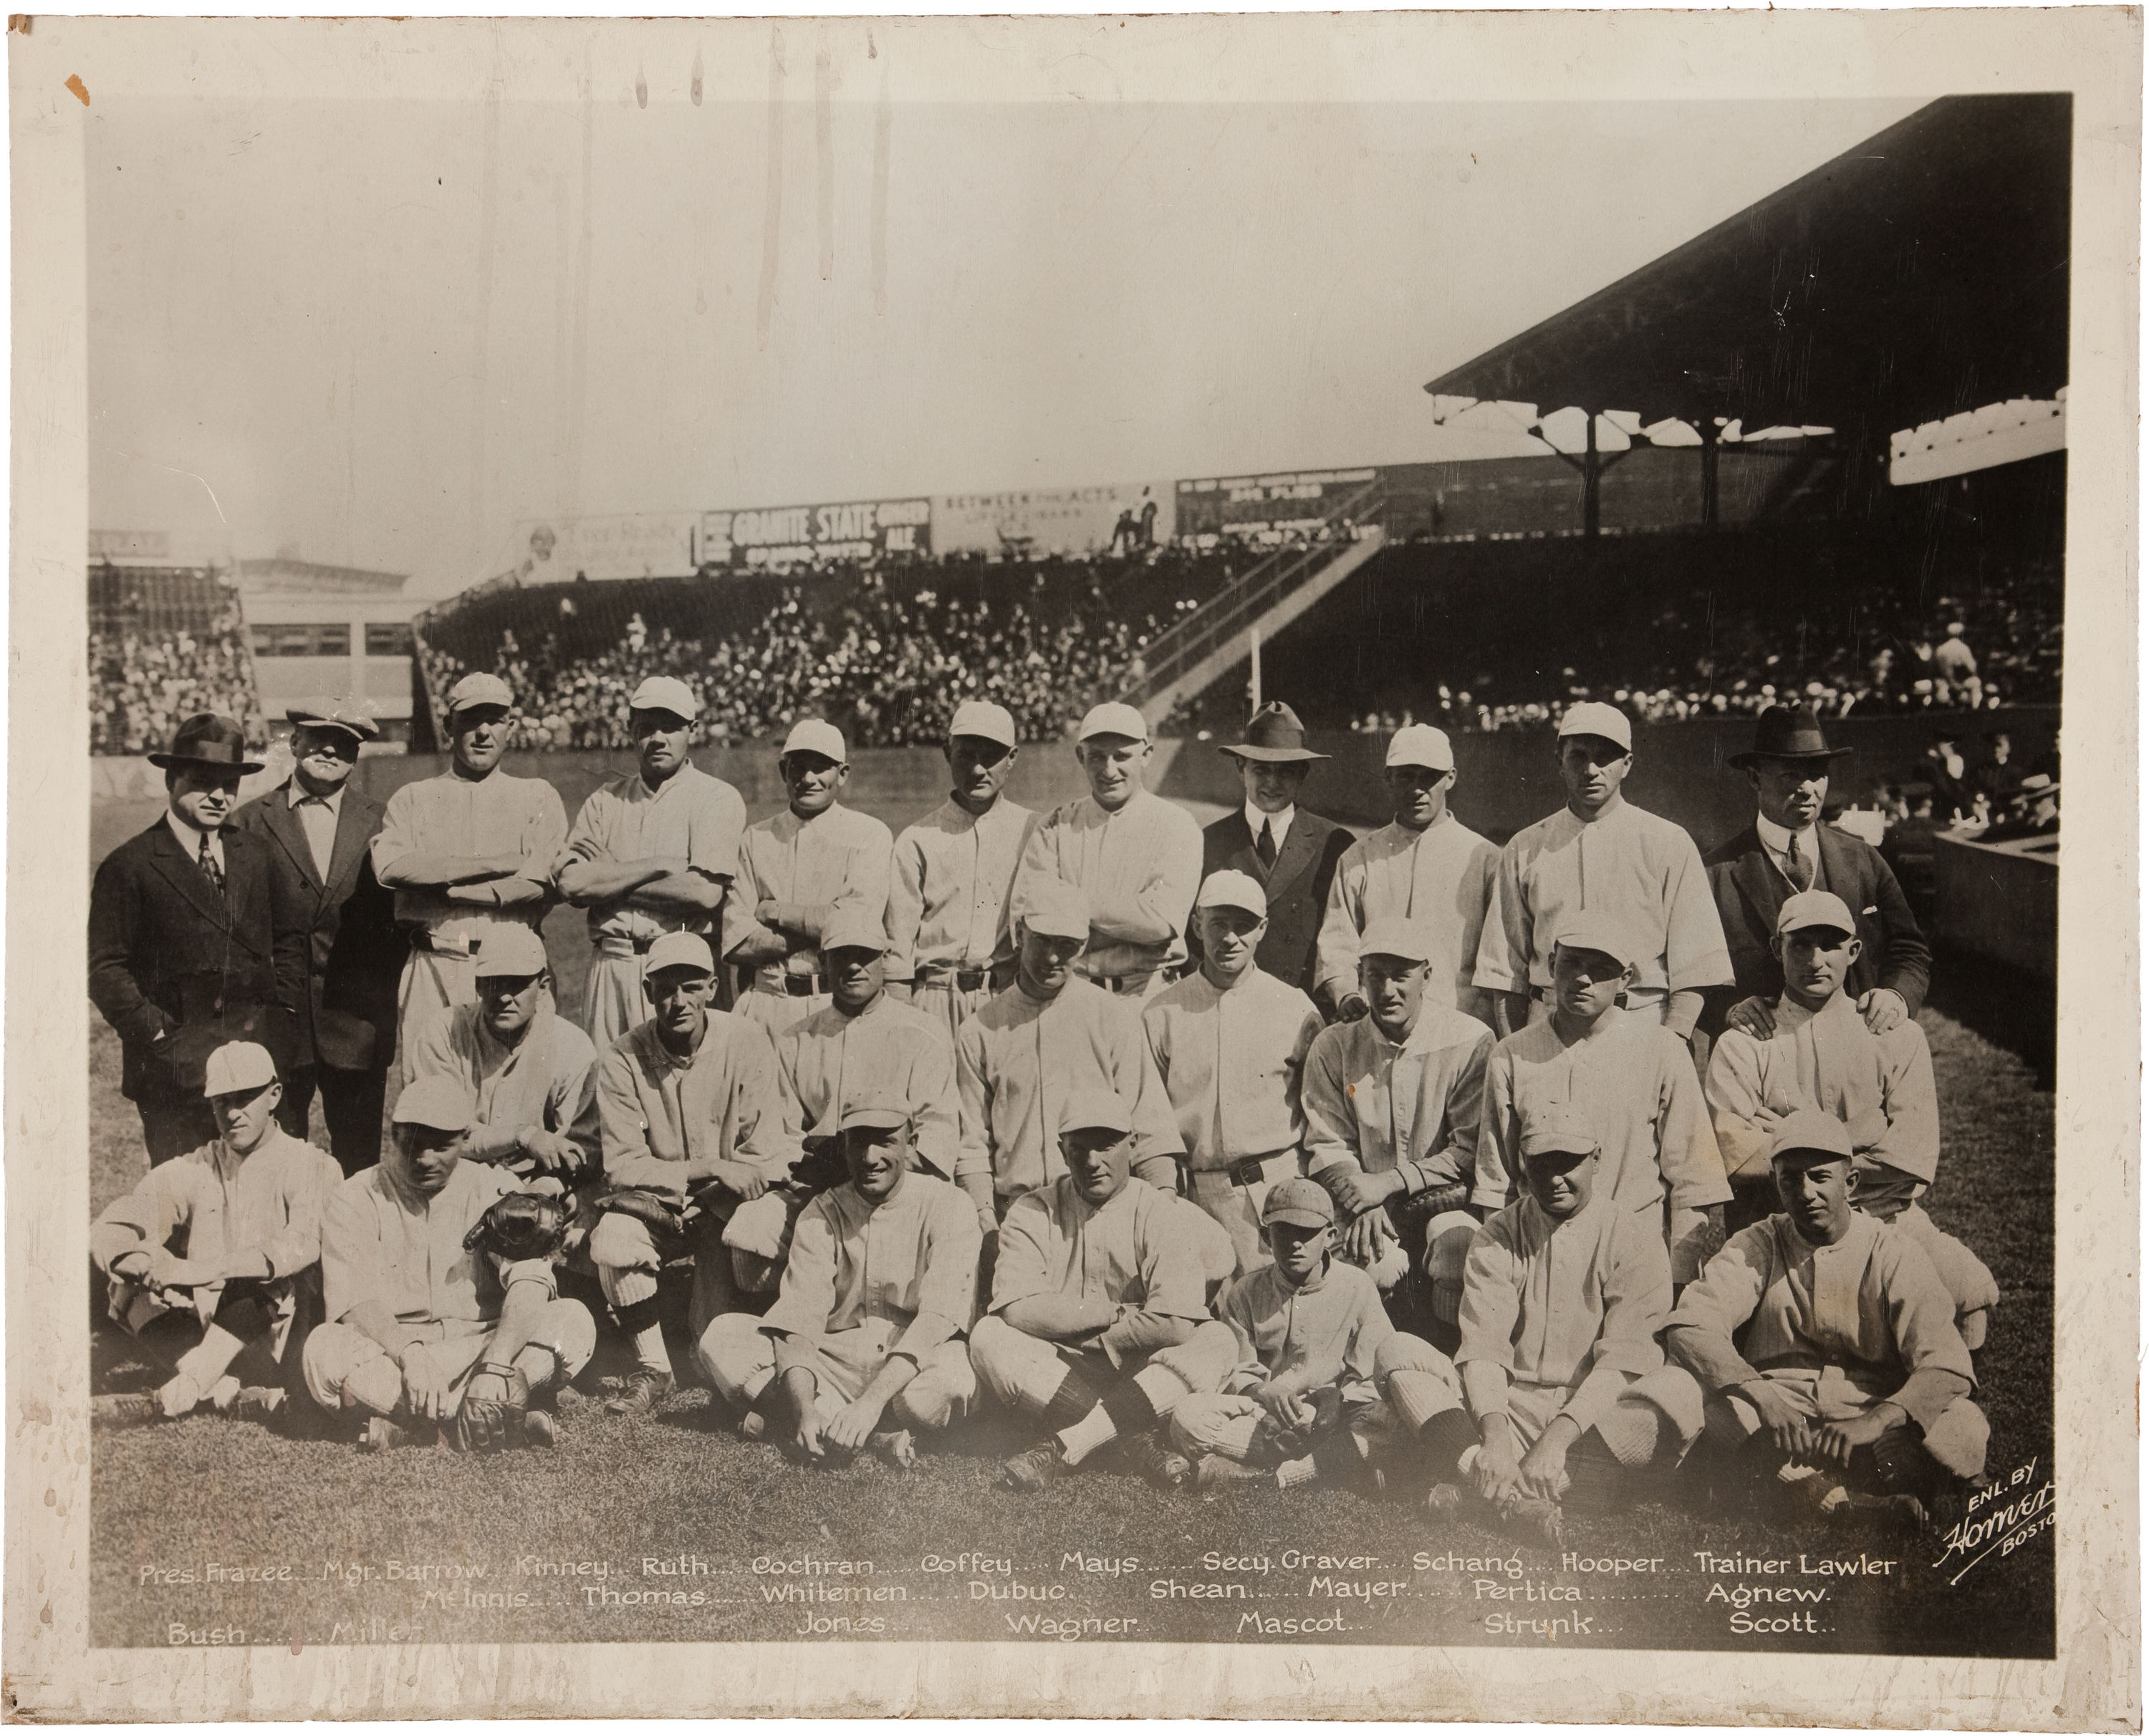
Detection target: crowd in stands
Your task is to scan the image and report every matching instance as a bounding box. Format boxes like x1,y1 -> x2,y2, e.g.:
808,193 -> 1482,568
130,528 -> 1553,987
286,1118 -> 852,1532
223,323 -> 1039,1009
89,606 -> 266,756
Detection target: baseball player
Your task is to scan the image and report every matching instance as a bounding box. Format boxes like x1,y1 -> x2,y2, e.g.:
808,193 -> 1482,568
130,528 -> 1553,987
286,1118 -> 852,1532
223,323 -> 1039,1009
699,1101 -> 981,1467
1666,1110 -> 1989,1525
1015,701 -> 1203,1000
590,932 -> 796,1415
90,1041 -> 341,1429
953,879 -> 1181,1230
400,924 -> 600,1183
1143,869 -> 1325,1276
723,718 -> 895,1039
1703,889 -> 1996,1344
1315,723 -> 1499,1023
968,1089 -> 1237,1492
1477,918 -> 1731,1284
885,699 -> 1037,1038
1383,1101 -> 1704,1548
1471,701 -> 1732,1039
302,1074 -> 597,1452
556,674 -> 745,1051
370,672 -> 568,1094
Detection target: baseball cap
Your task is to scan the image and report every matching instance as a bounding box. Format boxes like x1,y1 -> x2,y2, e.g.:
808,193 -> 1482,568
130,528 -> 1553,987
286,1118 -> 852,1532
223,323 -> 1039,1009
1776,889 -> 1857,940
1556,701 -> 1634,753
1196,869 -> 1266,919
1016,879 -> 1091,941
1260,1176 -> 1335,1229
1058,1086 -> 1135,1138
1358,916 -> 1433,965
203,1041 -> 277,1099
1385,723 -> 1455,772
948,699 -> 1018,749
1551,917 -> 1638,970
393,1074 -> 473,1132
473,925 -> 550,979
1767,1107 -> 1856,1167
287,701 -> 380,743
838,1099 -> 913,1135
819,909 -> 893,955
645,931 -> 716,976
1077,701 -> 1149,744
628,675 -> 699,720
1518,1100 -> 1601,1160
445,672 -> 514,716
782,718 -> 847,763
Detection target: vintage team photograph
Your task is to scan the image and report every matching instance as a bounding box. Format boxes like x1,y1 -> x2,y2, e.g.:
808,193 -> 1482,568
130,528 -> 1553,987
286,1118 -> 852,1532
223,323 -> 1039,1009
41,16 -> 2100,1690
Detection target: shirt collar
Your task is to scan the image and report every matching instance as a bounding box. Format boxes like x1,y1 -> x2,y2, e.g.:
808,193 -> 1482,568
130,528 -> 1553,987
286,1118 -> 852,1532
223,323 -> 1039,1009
165,809 -> 221,855
1245,802 -> 1294,840
1754,812 -> 1815,857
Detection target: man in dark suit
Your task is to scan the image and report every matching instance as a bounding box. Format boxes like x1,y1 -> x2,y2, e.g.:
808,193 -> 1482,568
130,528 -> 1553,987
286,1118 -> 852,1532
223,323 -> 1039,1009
231,703 -> 409,1175
1192,703 -> 1352,1011
1701,705 -> 1931,1042
89,713 -> 307,1164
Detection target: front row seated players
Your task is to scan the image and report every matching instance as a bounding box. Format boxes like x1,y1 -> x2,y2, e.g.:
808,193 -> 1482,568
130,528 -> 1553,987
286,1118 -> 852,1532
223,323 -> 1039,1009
1665,1108 -> 1989,1526
301,1074 -> 596,1451
700,1101 -> 981,1467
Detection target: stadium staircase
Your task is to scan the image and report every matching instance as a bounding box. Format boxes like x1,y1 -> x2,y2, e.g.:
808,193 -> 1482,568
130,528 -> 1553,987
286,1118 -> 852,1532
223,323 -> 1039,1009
1123,483 -> 1389,727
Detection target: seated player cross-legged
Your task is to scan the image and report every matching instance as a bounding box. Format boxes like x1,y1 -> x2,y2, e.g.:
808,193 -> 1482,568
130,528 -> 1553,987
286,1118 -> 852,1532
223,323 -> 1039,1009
1382,1101 -> 1704,1548
302,1075 -> 596,1452
1665,1109 -> 1990,1529
699,1101 -> 982,1468
968,1088 -> 1238,1493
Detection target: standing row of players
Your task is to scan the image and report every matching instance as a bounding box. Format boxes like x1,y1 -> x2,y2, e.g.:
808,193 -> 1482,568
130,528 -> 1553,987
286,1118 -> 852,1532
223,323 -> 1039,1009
87,678 -> 1996,1535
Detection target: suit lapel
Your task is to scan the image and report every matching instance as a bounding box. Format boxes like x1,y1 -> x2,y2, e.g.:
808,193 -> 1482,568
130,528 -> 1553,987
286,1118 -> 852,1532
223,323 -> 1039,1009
1216,812 -> 1264,882
1814,824 -> 1861,903
262,783 -> 327,894
145,822 -> 234,932
1727,827 -> 1784,937
1264,813 -> 1324,897
324,789 -> 378,899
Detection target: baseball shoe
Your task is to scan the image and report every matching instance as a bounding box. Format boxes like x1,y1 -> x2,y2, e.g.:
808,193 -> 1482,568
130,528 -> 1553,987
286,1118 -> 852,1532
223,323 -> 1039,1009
1194,1455 -> 1271,1492
605,1366 -> 676,1416
359,1417 -> 421,1454
228,1388 -> 287,1428
999,1441 -> 1074,1493
91,1394 -> 160,1432
1120,1432 -> 1192,1491
1843,1489 -> 1931,1531
870,1428 -> 918,1470
519,1410 -> 558,1450
1502,1496 -> 1566,1551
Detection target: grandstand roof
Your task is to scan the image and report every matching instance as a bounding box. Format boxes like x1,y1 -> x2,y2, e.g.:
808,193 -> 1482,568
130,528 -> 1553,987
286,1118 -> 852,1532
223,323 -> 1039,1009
234,556 -> 408,596
1423,95 -> 2071,439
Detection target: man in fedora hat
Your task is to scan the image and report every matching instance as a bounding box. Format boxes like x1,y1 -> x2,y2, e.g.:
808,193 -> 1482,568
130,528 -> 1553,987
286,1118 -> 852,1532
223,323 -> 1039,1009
231,702 -> 406,1173
1701,704 -> 1929,1042
1190,703 -> 1352,1006
90,712 -> 307,1163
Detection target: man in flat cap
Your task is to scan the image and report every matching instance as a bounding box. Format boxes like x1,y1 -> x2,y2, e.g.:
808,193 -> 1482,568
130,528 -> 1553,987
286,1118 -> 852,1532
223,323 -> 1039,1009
231,701 -> 405,1172
90,712 -> 307,1163
724,717 -> 895,1038
303,1074 -> 597,1451
371,672 -> 567,1099
90,1041 -> 341,1428
403,925 -> 600,1184
699,1101 -> 981,1467
969,1088 -> 1238,1492
1316,723 -> 1498,1024
1145,869 -> 1326,1276
1190,704 -> 1352,1005
556,675 -> 746,1052
1667,1110 -> 1989,1527
886,699 -> 1038,1039
1472,702 -> 1731,1041
1701,704 -> 1929,1044
1016,701 -> 1203,1001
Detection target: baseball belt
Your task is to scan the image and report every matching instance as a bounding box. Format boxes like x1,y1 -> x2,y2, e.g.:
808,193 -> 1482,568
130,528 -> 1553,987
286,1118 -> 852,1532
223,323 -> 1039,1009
916,962 -> 1004,993
1080,964 -> 1183,994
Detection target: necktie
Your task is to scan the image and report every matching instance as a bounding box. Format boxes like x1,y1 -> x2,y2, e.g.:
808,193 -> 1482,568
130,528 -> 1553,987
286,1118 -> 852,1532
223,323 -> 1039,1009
1786,831 -> 1811,891
1256,818 -> 1278,869
196,832 -> 226,902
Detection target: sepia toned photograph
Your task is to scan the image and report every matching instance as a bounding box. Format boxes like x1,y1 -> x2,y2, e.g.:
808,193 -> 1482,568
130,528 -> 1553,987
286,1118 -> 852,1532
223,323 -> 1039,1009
7,9 -> 2138,1724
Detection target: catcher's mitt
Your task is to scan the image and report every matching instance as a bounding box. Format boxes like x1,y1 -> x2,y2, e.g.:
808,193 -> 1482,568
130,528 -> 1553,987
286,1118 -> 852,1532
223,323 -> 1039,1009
462,1190 -> 574,1263
452,1361 -> 531,1454
785,1138 -> 850,1199
590,1185 -> 689,1241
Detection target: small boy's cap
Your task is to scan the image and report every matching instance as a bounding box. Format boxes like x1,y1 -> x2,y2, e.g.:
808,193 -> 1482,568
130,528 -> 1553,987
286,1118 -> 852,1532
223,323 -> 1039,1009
1552,918 -> 1638,970
446,672 -> 514,715
287,701 -> 380,742
1556,701 -> 1633,753
203,1041 -> 277,1099
819,910 -> 893,955
1016,879 -> 1090,941
1077,701 -> 1149,743
1776,889 -> 1858,938
473,925 -> 550,978
645,932 -> 716,975
1518,1100 -> 1601,1159
1768,1107 -> 1856,1166
628,675 -> 699,720
1261,1176 -> 1335,1228
948,699 -> 1017,748
1358,917 -> 1433,965
782,718 -> 847,762
1385,723 -> 1455,771
838,1100 -> 913,1134
1196,869 -> 1267,917
1057,1087 -> 1134,1137
393,1074 -> 473,1132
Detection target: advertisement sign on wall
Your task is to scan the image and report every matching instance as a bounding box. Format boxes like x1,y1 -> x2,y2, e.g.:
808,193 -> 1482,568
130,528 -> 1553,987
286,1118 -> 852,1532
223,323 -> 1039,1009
698,498 -> 932,568
932,481 -> 1176,556
1175,467 -> 1380,539
506,513 -> 700,583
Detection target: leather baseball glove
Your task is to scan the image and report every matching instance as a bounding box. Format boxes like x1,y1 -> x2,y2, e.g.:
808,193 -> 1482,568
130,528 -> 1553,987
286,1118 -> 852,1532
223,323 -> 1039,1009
453,1361 -> 531,1454
462,1190 -> 574,1263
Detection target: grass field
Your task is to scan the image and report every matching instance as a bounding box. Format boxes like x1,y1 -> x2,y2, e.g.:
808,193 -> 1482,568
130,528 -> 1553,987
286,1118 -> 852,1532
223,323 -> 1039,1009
86,781 -> 2055,1658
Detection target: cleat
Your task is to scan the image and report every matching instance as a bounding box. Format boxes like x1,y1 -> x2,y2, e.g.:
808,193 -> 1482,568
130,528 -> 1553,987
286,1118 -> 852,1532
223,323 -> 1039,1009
870,1428 -> 917,1470
360,1416 -> 420,1453
605,1366 -> 676,1416
91,1394 -> 160,1432
1426,1480 -> 1465,1515
520,1410 -> 557,1450
1120,1432 -> 1191,1491
229,1387 -> 287,1428
1194,1455 -> 1271,1491
1844,1489 -> 1930,1530
999,1441 -> 1074,1493
1503,1495 -> 1567,1551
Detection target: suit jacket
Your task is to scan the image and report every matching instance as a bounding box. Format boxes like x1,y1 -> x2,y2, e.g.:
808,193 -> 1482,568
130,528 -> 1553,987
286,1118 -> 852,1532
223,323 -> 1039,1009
231,779 -> 407,1073
88,820 -> 306,1102
1193,809 -> 1354,1005
1701,820 -> 1931,1036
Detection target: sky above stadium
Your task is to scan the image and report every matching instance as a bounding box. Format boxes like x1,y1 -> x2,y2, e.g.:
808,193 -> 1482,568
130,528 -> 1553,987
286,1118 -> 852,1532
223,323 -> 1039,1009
89,80 -> 1921,596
